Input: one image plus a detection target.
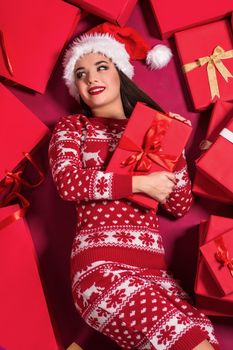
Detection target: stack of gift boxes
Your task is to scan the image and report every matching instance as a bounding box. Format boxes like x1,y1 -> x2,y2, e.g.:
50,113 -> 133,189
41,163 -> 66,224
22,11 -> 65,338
1,0 -> 233,349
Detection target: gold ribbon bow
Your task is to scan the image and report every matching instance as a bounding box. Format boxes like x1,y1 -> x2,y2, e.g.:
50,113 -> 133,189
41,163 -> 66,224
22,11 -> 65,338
183,46 -> 233,100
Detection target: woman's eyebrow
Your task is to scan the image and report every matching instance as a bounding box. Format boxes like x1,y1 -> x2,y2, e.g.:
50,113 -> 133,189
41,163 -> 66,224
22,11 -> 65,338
75,66 -> 85,72
95,60 -> 109,65
75,60 -> 108,72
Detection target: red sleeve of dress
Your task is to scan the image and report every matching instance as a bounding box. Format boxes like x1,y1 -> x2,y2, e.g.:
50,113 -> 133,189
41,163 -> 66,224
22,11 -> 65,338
48,115 -> 132,202
161,151 -> 194,218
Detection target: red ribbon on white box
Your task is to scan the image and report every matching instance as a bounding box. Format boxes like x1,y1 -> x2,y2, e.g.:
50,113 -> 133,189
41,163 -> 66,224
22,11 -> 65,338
220,127 -> 233,143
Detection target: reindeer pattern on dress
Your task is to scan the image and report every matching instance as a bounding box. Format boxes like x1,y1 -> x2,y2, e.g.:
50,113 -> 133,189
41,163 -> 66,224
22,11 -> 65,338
51,115 -> 126,170
80,125 -> 124,168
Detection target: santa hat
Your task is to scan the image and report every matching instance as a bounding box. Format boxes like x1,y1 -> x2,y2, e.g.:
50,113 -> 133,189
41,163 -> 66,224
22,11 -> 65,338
63,22 -> 172,99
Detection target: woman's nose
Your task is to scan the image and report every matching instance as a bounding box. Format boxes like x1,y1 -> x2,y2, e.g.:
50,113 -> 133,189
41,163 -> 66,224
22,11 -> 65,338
86,71 -> 98,85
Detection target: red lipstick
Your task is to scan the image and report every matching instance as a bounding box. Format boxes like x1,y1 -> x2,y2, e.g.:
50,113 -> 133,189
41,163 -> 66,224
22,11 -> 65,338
88,86 -> 105,95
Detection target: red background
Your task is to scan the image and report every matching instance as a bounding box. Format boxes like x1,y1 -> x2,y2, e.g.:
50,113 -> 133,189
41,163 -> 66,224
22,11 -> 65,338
5,2 -> 233,349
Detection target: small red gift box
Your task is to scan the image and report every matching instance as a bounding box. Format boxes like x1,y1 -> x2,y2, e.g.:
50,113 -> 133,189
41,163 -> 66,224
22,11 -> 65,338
0,84 -> 49,183
66,0 -> 137,26
196,117 -> 233,198
149,0 -> 233,39
195,215 -> 233,317
107,102 -> 192,209
0,0 -> 80,93
175,20 -> 233,111
0,205 -> 59,349
193,99 -> 233,203
200,229 -> 233,296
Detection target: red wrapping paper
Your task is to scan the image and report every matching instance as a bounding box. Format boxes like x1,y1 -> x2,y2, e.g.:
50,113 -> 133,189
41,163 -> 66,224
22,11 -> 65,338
175,20 -> 233,111
0,0 -> 80,93
107,102 -> 192,209
149,0 -> 233,39
200,229 -> 233,295
193,99 -> 233,203
66,0 -> 137,26
195,215 -> 233,317
196,117 -> 233,198
0,205 -> 59,349
0,83 -> 49,183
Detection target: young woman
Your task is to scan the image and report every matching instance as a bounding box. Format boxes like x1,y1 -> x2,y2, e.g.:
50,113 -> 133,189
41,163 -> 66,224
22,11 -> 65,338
49,23 -> 219,350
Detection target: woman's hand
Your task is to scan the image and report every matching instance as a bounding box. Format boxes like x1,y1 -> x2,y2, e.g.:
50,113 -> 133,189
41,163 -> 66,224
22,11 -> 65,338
133,171 -> 176,204
168,112 -> 192,126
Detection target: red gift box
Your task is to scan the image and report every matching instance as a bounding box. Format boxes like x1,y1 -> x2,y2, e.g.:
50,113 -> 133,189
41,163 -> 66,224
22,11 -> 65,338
195,215 -> 233,317
206,99 -> 233,141
149,0 -> 233,39
175,20 -> 233,111
0,0 -> 80,93
196,117 -> 233,198
193,99 -> 233,203
66,0 -> 137,26
0,205 -> 59,349
192,171 -> 233,204
107,102 -> 192,209
0,84 -> 49,183
200,229 -> 233,296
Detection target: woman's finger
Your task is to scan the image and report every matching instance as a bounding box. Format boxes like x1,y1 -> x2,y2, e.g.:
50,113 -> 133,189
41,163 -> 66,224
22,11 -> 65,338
163,171 -> 176,183
168,112 -> 192,126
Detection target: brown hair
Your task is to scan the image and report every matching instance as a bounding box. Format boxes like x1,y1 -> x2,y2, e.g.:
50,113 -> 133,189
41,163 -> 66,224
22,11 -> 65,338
79,68 -> 164,117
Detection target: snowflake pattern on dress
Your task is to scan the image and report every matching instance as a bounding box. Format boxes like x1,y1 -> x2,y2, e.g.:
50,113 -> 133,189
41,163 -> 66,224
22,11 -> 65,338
92,172 -> 113,199
71,227 -> 164,258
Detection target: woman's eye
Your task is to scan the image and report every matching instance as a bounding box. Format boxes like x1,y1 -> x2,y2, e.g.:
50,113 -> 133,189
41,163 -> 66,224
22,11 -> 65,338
97,65 -> 108,71
76,71 -> 86,79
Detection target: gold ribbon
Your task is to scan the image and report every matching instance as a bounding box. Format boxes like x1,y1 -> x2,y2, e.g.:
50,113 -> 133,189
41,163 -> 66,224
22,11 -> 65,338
183,46 -> 233,100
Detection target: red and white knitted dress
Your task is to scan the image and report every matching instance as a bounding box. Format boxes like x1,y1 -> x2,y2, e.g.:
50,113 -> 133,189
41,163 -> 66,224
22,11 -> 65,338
49,114 -> 219,350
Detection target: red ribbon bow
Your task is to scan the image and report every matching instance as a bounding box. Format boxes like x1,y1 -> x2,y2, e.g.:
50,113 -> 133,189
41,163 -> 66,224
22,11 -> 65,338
215,240 -> 233,278
119,118 -> 178,172
0,153 -> 45,230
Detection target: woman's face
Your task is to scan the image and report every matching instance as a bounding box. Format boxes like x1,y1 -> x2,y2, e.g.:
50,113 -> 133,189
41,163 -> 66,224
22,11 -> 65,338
74,52 -> 122,113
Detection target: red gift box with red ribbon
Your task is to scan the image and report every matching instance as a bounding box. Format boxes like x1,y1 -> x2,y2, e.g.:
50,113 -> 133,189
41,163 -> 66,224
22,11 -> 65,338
196,117 -> 233,199
0,83 -> 49,211
175,19 -> 233,111
107,102 -> 192,209
66,0 -> 137,26
193,99 -> 233,203
0,205 -> 59,349
195,215 -> 233,317
149,0 -> 233,39
0,0 -> 80,93
200,229 -> 233,295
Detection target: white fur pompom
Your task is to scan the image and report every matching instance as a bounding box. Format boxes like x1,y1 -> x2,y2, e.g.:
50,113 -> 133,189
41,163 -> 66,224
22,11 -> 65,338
146,44 -> 172,70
